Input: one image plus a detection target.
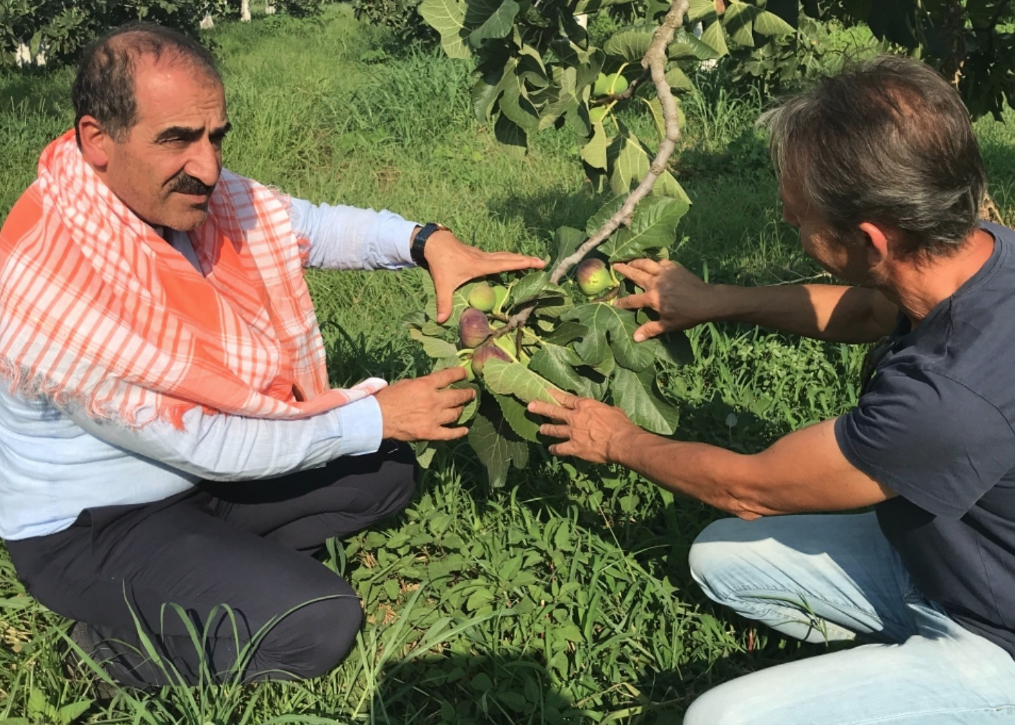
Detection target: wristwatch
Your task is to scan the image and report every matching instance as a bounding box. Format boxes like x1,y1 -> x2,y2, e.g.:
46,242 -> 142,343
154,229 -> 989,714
410,222 -> 448,270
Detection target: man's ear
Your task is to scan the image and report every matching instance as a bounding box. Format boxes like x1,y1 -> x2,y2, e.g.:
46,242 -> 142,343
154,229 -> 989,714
77,115 -> 111,169
859,221 -> 890,266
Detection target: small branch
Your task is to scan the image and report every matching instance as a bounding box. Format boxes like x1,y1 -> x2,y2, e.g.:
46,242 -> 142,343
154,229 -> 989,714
549,0 -> 689,285
501,0 -> 689,333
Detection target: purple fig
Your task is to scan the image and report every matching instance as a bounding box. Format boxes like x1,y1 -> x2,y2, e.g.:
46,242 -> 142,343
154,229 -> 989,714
459,307 -> 491,349
576,258 -> 614,297
471,343 -> 511,376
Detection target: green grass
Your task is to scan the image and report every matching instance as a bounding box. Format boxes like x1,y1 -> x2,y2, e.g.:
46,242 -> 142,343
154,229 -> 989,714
3,6 -> 1015,724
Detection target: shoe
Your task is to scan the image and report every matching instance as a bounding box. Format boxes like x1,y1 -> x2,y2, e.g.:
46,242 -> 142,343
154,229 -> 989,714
63,622 -> 120,700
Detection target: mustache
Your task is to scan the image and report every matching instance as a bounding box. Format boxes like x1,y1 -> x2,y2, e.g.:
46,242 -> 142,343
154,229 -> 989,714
169,173 -> 216,196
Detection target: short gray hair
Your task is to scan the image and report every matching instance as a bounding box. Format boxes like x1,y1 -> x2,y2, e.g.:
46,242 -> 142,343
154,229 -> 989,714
759,55 -> 986,255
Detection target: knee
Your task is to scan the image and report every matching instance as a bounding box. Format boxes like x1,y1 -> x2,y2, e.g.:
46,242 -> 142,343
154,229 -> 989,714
683,685 -> 751,725
259,593 -> 363,679
688,517 -> 752,600
370,452 -> 415,520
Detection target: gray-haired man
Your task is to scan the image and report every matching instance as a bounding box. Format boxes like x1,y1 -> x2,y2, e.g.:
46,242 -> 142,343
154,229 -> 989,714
531,55 -> 1015,723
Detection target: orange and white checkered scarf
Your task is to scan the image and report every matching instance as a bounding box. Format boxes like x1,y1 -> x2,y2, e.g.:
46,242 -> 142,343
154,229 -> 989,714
0,130 -> 385,429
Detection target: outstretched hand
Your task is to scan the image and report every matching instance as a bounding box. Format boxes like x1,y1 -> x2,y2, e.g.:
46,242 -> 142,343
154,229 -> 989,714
528,390 -> 637,465
424,230 -> 545,323
613,259 -> 717,341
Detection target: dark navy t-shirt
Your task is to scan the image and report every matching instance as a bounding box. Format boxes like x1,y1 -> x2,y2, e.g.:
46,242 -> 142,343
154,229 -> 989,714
835,222 -> 1015,658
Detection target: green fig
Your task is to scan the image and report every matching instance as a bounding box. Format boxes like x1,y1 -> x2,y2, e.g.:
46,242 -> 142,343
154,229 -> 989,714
459,307 -> 491,348
593,72 -> 611,97
593,72 -> 628,97
576,258 -> 615,297
493,285 -> 509,312
471,343 -> 511,376
589,106 -> 608,123
494,334 -> 518,360
468,282 -> 496,312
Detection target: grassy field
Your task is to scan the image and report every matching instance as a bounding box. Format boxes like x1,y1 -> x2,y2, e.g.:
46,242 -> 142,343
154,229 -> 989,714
2,6 -> 1015,724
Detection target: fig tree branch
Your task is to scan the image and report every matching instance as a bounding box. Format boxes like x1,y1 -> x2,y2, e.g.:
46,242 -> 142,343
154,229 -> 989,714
499,0 -> 690,334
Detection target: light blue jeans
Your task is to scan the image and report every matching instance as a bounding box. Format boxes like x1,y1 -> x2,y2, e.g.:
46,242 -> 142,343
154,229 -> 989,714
683,513 -> 1015,725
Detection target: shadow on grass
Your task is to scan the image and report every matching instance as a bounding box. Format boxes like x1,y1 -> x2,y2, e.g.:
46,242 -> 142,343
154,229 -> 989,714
373,653 -> 579,724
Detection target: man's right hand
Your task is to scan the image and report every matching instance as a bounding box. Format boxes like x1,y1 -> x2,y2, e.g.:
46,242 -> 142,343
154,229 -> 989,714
373,367 -> 476,442
613,259 -> 720,341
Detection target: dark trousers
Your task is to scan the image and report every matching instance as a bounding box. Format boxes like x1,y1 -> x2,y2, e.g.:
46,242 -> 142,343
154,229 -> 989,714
5,443 -> 415,688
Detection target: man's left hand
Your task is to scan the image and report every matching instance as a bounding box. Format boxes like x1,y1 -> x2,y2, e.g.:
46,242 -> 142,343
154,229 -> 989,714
424,230 -> 545,323
528,390 -> 638,465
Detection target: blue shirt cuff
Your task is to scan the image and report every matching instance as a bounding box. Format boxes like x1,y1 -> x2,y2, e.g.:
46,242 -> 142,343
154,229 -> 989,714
330,395 -> 384,456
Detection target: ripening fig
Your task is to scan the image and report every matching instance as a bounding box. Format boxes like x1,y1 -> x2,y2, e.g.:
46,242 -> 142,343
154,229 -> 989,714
468,282 -> 496,312
471,343 -> 511,376
459,307 -> 491,349
576,258 -> 615,297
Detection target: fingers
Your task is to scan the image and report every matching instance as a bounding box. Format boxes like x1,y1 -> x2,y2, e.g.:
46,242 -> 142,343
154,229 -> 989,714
613,291 -> 655,312
439,406 -> 464,425
632,320 -> 668,343
614,259 -> 660,286
442,387 -> 476,407
428,366 -> 469,387
478,254 -> 547,275
539,423 -> 570,439
528,399 -> 570,422
548,389 -> 583,410
428,425 -> 470,441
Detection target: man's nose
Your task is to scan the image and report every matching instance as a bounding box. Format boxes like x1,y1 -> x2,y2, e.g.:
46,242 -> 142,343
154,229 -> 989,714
186,138 -> 221,187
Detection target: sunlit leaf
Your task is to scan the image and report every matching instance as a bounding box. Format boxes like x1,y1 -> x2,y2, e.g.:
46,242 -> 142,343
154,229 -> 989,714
600,195 -> 688,260
611,367 -> 679,434
580,118 -> 610,171
699,19 -> 730,56
754,9 -> 795,35
482,359 -> 562,403
419,0 -> 471,59
560,303 -> 656,371
603,23 -> 656,61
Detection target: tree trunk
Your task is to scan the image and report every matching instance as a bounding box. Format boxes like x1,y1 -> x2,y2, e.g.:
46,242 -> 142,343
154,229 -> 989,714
241,0 -> 252,22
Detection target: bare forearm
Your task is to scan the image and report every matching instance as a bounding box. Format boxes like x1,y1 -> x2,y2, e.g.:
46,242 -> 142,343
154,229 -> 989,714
710,284 -> 896,343
605,419 -> 893,518
608,426 -> 754,516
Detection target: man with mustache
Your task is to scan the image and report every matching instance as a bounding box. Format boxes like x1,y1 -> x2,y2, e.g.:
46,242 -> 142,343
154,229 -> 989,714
0,23 -> 543,688
530,56 -> 1015,723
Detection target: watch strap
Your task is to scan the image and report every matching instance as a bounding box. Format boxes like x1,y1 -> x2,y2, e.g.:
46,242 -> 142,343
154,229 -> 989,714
410,222 -> 447,270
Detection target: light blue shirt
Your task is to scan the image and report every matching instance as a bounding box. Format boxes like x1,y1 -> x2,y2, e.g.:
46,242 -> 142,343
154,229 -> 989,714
0,198 -> 419,540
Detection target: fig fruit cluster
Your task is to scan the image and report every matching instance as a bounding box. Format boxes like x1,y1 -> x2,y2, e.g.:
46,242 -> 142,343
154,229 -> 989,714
457,283 -> 516,378
593,71 -> 628,97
